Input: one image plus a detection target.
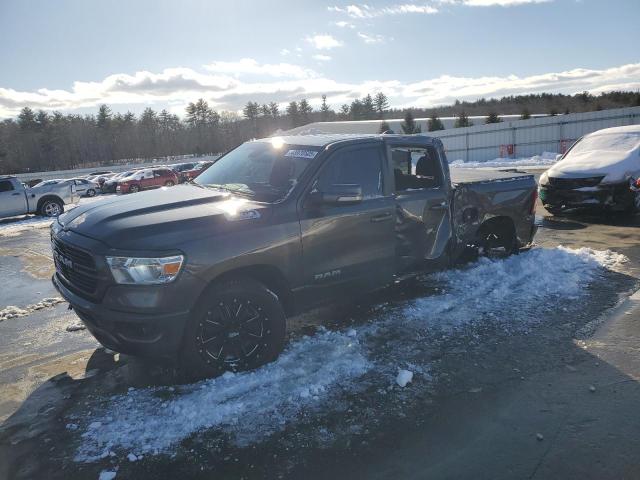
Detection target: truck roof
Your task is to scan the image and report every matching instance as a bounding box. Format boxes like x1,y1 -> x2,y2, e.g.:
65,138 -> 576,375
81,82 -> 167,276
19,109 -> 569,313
256,134 -> 441,149
0,175 -> 17,180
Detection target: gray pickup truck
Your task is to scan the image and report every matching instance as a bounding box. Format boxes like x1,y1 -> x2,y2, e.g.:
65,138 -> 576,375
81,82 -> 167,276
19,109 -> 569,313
51,134 -> 538,377
0,175 -> 78,218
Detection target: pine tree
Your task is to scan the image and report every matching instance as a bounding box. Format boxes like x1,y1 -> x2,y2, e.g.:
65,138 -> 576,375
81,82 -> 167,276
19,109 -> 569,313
269,102 -> 279,118
520,109 -> 531,120
401,110 -> 421,134
260,104 -> 271,117
454,111 -> 473,128
298,99 -> 312,124
362,94 -> 376,119
374,92 -> 389,117
242,102 -> 259,121
485,112 -> 502,124
339,104 -> 350,119
427,113 -> 444,131
320,95 -> 330,121
286,101 -> 300,127
378,120 -> 392,134
96,105 -> 112,129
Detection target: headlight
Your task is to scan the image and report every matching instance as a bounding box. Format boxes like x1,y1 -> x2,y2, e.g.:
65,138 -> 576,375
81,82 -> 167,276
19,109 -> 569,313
106,255 -> 184,284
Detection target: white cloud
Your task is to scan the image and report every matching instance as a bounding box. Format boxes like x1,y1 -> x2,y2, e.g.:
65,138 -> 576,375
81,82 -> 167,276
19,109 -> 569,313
358,32 -> 387,44
305,34 -> 344,50
329,4 -> 438,18
203,58 -> 316,79
280,48 -> 291,56
1,62 -> 638,118
335,20 -> 355,28
329,0 -> 549,18
313,54 -> 332,61
439,0 -> 551,5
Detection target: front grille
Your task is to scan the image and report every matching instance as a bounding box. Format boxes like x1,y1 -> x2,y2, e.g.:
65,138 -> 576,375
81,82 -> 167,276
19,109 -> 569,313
547,176 -> 604,189
52,237 -> 98,296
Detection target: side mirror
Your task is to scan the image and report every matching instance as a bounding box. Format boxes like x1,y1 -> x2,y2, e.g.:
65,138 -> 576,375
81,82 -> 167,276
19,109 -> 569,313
308,184 -> 363,207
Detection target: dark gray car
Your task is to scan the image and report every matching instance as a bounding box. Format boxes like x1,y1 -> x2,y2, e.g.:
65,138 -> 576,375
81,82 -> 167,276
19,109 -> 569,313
51,134 -> 537,377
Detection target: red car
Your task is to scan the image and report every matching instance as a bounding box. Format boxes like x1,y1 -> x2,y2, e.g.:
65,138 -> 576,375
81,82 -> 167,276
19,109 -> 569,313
117,167 -> 178,194
180,161 -> 214,182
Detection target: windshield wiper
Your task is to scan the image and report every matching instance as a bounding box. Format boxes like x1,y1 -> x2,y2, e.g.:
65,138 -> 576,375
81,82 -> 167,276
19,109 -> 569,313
202,183 -> 254,198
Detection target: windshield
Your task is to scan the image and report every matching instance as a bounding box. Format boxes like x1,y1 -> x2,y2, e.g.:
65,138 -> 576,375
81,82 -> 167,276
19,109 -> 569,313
567,132 -> 640,157
195,141 -> 320,202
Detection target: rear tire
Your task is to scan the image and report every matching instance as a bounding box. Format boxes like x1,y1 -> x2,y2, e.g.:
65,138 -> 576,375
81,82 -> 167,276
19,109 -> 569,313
86,188 -> 96,197
39,198 -> 64,217
164,180 -> 175,187
180,278 -> 287,378
544,204 -> 563,216
477,220 -> 518,258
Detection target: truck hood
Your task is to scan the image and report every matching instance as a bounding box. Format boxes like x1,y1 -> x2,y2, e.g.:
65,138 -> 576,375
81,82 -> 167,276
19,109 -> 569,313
546,150 -> 638,183
58,185 -> 271,251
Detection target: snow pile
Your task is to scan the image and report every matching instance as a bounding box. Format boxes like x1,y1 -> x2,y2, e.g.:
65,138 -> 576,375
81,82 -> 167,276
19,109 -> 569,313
75,329 -> 369,461
399,246 -> 626,333
450,152 -> 560,169
0,297 -> 65,321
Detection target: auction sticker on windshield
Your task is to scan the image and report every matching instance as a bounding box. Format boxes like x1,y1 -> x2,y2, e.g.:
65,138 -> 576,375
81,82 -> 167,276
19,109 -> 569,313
285,149 -> 318,159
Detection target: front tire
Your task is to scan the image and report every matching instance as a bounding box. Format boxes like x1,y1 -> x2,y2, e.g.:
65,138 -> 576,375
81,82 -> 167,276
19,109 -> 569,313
39,199 -> 64,217
86,188 -> 96,197
129,184 -> 140,193
164,180 -> 175,187
181,278 -> 287,378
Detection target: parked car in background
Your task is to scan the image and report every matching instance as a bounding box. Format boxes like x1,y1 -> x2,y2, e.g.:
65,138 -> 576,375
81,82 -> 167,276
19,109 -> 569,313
539,125 -> 640,214
101,170 -> 140,193
52,134 -> 537,376
116,167 -> 178,193
180,160 -> 214,182
0,175 -> 78,218
67,178 -> 99,197
170,162 -> 198,182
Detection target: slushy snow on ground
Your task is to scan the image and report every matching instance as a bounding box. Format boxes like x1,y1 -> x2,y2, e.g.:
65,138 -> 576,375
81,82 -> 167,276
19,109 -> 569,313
72,246 -> 626,463
449,152 -> 560,169
0,297 -> 65,321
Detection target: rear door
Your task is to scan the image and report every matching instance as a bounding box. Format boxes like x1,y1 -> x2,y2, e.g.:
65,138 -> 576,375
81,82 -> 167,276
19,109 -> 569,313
0,179 -> 27,217
298,144 -> 395,302
389,142 -> 452,273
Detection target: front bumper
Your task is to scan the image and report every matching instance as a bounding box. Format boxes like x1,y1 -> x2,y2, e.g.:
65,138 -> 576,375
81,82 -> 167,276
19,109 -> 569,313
539,181 -> 634,211
53,273 -> 189,358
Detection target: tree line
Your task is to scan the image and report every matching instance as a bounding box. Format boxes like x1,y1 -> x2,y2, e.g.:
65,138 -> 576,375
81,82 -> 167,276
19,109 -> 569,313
0,90 -> 638,174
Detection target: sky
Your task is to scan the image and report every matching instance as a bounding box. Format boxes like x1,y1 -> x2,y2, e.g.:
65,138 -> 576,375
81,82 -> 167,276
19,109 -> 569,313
0,0 -> 639,119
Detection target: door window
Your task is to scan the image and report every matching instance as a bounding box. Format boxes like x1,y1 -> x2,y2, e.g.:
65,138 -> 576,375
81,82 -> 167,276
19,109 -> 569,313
391,146 -> 443,191
0,180 -> 14,192
143,170 -> 154,179
315,147 -> 384,200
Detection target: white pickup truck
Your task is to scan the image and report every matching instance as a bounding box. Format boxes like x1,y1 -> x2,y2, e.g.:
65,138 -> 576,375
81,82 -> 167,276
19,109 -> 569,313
0,175 -> 78,218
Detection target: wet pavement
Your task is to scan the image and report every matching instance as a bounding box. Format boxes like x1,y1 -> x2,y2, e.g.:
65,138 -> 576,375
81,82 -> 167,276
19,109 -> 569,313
1,189 -> 640,480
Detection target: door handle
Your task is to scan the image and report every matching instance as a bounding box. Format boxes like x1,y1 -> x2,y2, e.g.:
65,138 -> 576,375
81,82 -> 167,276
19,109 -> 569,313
11,192 -> 21,196
370,213 -> 393,223
429,202 -> 448,211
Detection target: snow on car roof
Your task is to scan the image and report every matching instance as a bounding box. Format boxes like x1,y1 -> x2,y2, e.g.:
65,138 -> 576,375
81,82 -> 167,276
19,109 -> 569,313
585,124 -> 640,136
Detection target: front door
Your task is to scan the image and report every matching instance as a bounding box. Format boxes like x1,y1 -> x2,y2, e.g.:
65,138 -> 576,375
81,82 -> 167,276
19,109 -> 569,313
298,144 -> 395,304
0,179 -> 26,217
390,144 -> 452,273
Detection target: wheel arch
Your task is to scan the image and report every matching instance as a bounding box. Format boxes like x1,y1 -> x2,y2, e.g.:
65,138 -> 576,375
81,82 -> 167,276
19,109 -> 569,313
475,215 -> 517,247
204,264 -> 294,316
36,194 -> 64,212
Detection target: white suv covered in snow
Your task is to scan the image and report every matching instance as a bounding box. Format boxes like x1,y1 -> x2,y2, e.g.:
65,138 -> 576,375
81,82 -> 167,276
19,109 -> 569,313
539,125 -> 640,214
